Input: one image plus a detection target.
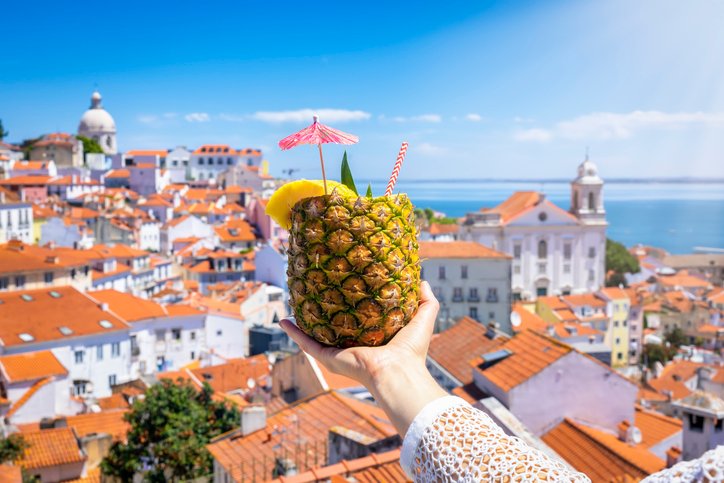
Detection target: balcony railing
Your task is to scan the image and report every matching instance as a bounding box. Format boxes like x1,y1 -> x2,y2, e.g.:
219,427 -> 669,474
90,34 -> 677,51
468,295 -> 480,303
452,295 -> 464,303
486,295 -> 499,303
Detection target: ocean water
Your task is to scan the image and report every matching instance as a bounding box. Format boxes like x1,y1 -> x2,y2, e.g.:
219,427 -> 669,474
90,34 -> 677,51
362,180 -> 724,254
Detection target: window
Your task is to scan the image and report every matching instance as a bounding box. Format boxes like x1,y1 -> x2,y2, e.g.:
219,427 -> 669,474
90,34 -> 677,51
190,351 -> 196,360
513,244 -> 522,260
97,345 -> 103,360
15,276 -> 25,288
513,266 -> 521,275
588,247 -> 596,258
44,272 -> 54,284
617,352 -> 623,361
172,328 -> 181,340
469,287 -> 479,300
688,414 -> 705,433
199,157 -> 205,165
588,269 -> 595,281
489,311 -> 495,320
716,418 -> 723,432
623,321 -> 628,327
512,292 -> 522,302
216,330 -> 222,336
190,331 -> 196,340
453,287 -> 463,302
438,266 -> 446,280
70,269 -> 77,279
614,321 -> 619,328
461,265 -> 468,279
74,350 -> 84,364
538,212 -> 547,222
563,264 -> 571,274
108,374 -> 117,387
111,342 -> 120,357
227,157 -> 233,165
564,243 -> 572,260
615,338 -> 621,345
469,307 -> 479,320
0,277 -> 8,290
588,192 -> 595,210
538,240 -> 547,259
73,380 -> 87,396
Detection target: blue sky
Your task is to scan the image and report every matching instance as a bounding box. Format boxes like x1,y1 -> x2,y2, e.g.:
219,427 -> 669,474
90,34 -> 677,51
2,0 -> 723,180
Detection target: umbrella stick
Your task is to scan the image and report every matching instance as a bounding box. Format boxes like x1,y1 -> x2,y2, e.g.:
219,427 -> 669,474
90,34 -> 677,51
317,143 -> 328,195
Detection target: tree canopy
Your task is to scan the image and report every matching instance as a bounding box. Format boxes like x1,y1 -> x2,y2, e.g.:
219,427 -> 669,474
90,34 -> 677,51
0,119 -> 9,141
605,238 -> 640,286
101,379 -> 240,482
77,135 -> 104,155
0,434 -> 28,464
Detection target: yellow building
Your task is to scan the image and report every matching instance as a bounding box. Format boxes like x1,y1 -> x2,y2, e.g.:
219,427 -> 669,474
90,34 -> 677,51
597,287 -> 631,367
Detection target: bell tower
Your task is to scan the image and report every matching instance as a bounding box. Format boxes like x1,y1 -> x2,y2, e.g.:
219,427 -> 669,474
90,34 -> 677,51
570,154 -> 605,225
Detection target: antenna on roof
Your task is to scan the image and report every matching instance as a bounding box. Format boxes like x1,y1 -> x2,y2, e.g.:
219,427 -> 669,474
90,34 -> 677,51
585,146 -> 590,161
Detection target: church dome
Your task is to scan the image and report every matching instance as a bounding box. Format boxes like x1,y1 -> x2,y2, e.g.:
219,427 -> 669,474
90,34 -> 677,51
574,157 -> 603,184
78,91 -> 116,134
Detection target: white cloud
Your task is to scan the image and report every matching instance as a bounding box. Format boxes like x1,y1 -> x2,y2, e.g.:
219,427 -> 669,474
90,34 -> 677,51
513,128 -> 553,142
218,113 -> 246,122
514,110 -> 724,142
251,109 -> 371,123
162,112 -> 178,119
137,115 -> 158,124
184,112 -> 210,122
414,142 -> 448,156
465,113 -> 483,122
389,114 -> 442,123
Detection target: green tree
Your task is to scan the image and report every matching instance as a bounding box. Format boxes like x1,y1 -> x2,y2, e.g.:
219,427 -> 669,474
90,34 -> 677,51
77,135 -> 104,155
606,272 -> 628,288
0,119 -> 8,141
643,343 -> 674,369
665,326 -> 688,349
0,434 -> 28,464
424,207 -> 435,222
101,379 -> 239,482
605,238 -> 640,278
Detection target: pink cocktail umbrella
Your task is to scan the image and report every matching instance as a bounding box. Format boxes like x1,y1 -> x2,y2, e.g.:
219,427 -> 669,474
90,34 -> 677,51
278,115 -> 359,194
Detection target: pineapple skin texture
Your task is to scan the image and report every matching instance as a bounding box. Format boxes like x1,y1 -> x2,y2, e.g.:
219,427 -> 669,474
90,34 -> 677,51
287,190 -> 421,347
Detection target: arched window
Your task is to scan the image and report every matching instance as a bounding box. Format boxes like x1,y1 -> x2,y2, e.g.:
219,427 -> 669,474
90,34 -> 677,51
538,240 -> 548,259
588,192 -> 595,210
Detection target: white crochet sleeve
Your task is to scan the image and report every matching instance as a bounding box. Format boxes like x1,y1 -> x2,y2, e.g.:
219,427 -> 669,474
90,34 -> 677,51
400,396 -> 590,482
641,446 -> 724,482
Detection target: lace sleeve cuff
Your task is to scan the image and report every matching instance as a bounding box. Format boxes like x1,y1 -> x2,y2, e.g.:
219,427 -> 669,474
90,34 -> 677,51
400,395 -> 469,477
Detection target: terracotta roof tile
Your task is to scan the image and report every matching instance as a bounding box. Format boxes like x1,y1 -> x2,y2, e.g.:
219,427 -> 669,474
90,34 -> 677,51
20,427 -> 85,469
543,419 -> 664,482
0,287 -> 128,347
190,355 -> 271,394
126,149 -> 168,157
215,219 -> 256,243
427,223 -> 459,235
89,289 -> 168,322
0,351 -> 68,383
419,241 -> 510,259
648,360 -> 704,400
599,287 -> 629,300
561,293 -> 607,308
207,391 -> 396,482
104,169 -> 130,179
634,405 -> 682,448
0,465 -> 22,482
64,467 -> 101,483
428,316 -> 509,384
19,410 -> 130,442
477,330 -> 571,392
484,191 -> 541,223
96,393 -> 131,410
269,449 -> 405,483
511,304 -> 549,333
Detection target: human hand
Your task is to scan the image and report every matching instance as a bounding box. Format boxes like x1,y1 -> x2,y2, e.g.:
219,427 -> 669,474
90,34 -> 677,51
280,281 -> 448,436
279,280 -> 439,388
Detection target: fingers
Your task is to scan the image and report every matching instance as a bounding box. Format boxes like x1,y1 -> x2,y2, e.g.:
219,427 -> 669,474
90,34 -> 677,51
391,281 -> 439,349
279,319 -> 331,361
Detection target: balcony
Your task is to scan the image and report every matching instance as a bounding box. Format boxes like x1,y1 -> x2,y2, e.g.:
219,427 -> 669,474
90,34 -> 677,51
452,295 -> 464,303
486,295 -> 499,303
131,346 -> 140,357
468,295 -> 480,303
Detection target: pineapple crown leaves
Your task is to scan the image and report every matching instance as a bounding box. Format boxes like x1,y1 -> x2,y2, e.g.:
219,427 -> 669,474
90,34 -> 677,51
340,151 -> 358,196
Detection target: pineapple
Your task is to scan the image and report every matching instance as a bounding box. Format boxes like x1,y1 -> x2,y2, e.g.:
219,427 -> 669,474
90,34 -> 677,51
267,184 -> 421,347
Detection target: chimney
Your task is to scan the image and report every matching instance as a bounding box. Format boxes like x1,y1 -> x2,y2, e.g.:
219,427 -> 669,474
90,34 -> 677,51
617,421 -> 630,442
240,405 -> 266,436
666,446 -> 682,467
617,421 -> 642,445
696,367 -> 715,390
485,322 -> 498,339
100,303 -> 109,312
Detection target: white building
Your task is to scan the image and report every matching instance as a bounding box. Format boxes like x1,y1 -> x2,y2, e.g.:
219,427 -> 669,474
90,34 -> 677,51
463,158 -> 607,300
0,202 -> 33,243
420,241 -> 512,333
166,146 -> 192,182
161,214 -> 213,254
78,90 -> 117,155
0,287 -> 132,402
40,216 -> 95,249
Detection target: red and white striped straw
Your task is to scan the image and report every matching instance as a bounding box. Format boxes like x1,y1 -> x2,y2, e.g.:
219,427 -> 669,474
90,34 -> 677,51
385,142 -> 408,196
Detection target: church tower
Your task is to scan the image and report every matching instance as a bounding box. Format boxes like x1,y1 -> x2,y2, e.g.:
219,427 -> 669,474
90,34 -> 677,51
570,155 -> 606,225
78,90 -> 117,154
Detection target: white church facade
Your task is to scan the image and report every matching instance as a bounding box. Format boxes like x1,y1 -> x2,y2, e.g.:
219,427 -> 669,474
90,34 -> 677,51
463,158 -> 607,300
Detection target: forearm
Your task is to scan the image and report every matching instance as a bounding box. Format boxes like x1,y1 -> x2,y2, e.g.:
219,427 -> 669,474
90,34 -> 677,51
367,359 -> 448,437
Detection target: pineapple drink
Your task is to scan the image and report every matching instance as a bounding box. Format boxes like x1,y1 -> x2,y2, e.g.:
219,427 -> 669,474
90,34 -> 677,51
267,181 -> 421,347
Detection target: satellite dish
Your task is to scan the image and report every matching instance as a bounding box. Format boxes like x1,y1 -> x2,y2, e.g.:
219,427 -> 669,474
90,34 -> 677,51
247,378 -> 256,389
510,311 -> 522,328
268,353 -> 277,365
